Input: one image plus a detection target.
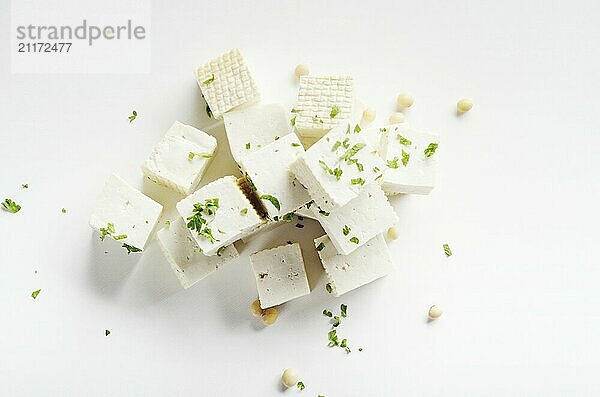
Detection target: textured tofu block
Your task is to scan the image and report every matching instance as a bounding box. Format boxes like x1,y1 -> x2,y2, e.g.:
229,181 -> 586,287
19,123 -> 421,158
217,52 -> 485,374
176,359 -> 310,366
175,176 -> 264,256
250,242 -> 310,308
379,124 -> 439,195
142,121 -> 217,195
239,133 -> 311,219
290,123 -> 385,212
315,234 -> 393,296
89,174 -> 163,251
195,48 -> 259,119
294,76 -> 354,138
310,183 -> 398,255
157,217 -> 238,289
223,103 -> 291,163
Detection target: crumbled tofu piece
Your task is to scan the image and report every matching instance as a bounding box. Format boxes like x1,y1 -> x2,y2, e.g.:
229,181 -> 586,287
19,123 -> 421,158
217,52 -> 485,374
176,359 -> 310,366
315,234 -> 393,296
379,124 -> 439,195
157,217 -> 238,289
142,121 -> 217,195
239,133 -> 311,219
250,242 -> 310,309
175,176 -> 264,256
195,48 -> 259,119
290,123 -> 385,212
294,76 -> 354,138
89,174 -> 163,251
310,183 -> 397,255
223,103 -> 291,163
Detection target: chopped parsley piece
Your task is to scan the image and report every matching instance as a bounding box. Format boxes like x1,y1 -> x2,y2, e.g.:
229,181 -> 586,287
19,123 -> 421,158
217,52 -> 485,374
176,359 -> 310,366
165,220 -> 171,226
443,243 -> 452,257
326,283 -> 333,293
291,142 -> 301,147
380,127 -> 387,132
274,135 -> 280,140
186,198 -> 220,243
312,115 -> 324,123
340,338 -> 347,348
373,166 -> 380,173
332,316 -> 340,327
386,156 -> 399,169
347,158 -> 364,171
128,110 -> 137,123
291,108 -> 301,113
331,141 -> 342,151
358,347 -> 363,352
188,151 -> 214,160
330,105 -> 340,118
349,237 -> 359,244
354,124 -> 361,133
245,143 -> 251,150
22,183 -> 28,189
31,289 -> 41,299
112,234 -> 127,240
61,208 -> 67,213
273,216 -> 279,221
316,242 -> 325,251
424,142 -> 439,157
323,309 -> 332,317
319,160 -> 343,180
342,225 -> 351,236
240,208 -> 248,215
401,149 -> 410,166
202,73 -> 215,85
290,116 -> 296,126
345,124 -> 351,134
99,223 -> 127,242
397,135 -> 412,146
297,381 -> 305,390
328,329 -> 339,346
260,194 -> 280,211
318,209 -> 330,216
295,223 -> 304,228
122,243 -> 142,254
2,198 -> 21,213
105,329 -> 111,336
351,178 -> 365,185
341,303 -> 347,317
340,143 -> 366,161
282,212 -> 295,222
216,246 -> 226,256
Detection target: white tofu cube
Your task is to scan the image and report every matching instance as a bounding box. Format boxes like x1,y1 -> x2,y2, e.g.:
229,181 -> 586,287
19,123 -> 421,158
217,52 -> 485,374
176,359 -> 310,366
310,183 -> 398,255
250,242 -> 310,308
89,174 -> 163,251
223,103 -> 291,163
157,217 -> 239,289
379,124 -> 439,195
239,133 -> 311,219
294,76 -> 354,138
290,123 -> 385,212
315,234 -> 393,296
195,48 -> 260,119
142,121 -> 217,195
175,176 -> 264,256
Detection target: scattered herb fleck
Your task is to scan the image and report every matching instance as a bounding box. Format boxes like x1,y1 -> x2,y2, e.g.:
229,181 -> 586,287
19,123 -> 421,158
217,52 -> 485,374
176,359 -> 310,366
424,142 -> 439,157
397,135 -> 412,147
349,237 -> 360,244
297,381 -> 305,391
342,225 -> 350,236
240,208 -> 248,215
202,73 -> 215,85
386,156 -> 399,169
61,208 -> 67,213
128,110 -> 137,123
188,152 -> 214,160
22,184 -> 28,189
401,149 -> 410,166
341,304 -> 347,317
290,116 -> 296,126
260,194 -> 280,211
328,329 -> 339,346
330,105 -> 340,118
326,283 -> 333,293
351,178 -> 365,185
354,124 -> 361,133
316,242 -> 325,251
122,243 -> 142,254
31,289 -> 41,299
245,143 -> 251,150
2,198 -> 21,213
323,309 -> 333,317
105,329 -> 111,336
443,243 -> 452,257
291,142 -> 301,147
274,135 -> 280,140
332,316 -> 341,327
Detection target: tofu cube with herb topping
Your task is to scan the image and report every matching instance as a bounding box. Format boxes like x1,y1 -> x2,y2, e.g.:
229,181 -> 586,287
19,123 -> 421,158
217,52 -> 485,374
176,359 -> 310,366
315,234 -> 393,296
294,76 -> 354,138
239,133 -> 311,219
250,242 -> 310,309
310,183 -> 397,255
175,176 -> 264,256
195,48 -> 260,119
379,124 -> 439,195
142,121 -> 217,195
157,217 -> 239,289
290,123 -> 385,212
89,174 -> 163,252
223,103 -> 291,163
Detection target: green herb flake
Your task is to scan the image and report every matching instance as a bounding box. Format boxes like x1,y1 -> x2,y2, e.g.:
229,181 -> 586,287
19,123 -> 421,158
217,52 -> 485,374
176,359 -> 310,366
342,225 -> 351,236
281,212 -> 295,222
318,209 -> 330,217
291,142 -> 301,147
397,135 -> 412,147
274,135 -> 280,140
105,329 -> 111,336
291,108 -> 301,113
316,242 -> 326,251
330,105 -> 340,118
323,309 -> 333,317
340,143 -> 366,161
297,381 -> 305,391
341,303 -> 347,317
240,208 -> 248,215
260,194 -> 280,211
358,347 -> 363,352
349,237 -> 359,244
22,184 -> 28,189
351,178 -> 365,185
401,149 -> 410,166
216,246 -> 226,257
202,73 -> 215,85
2,198 -> 21,213
188,151 -> 214,160
332,316 -> 341,327
128,110 -> 137,123
245,143 -> 251,150
165,220 -> 171,226
443,243 -> 452,257
373,166 -> 380,173
424,142 -> 439,157
326,283 -> 333,293
354,124 -> 361,133
340,338 -> 347,348
386,156 -> 399,169
186,198 -> 220,243
122,243 -> 142,254
331,141 -> 342,152
31,289 -> 41,299
328,329 -> 339,346
290,115 -> 296,126
61,208 -> 67,213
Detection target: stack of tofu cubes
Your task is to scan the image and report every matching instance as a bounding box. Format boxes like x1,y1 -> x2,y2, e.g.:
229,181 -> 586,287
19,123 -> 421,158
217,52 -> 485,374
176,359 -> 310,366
89,48 -> 439,311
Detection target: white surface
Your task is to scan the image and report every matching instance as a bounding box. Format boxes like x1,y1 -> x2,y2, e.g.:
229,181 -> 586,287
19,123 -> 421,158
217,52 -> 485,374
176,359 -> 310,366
1,0 -> 600,396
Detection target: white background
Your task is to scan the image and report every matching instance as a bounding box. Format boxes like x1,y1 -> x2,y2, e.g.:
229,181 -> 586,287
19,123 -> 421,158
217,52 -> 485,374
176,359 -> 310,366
1,0 -> 599,396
